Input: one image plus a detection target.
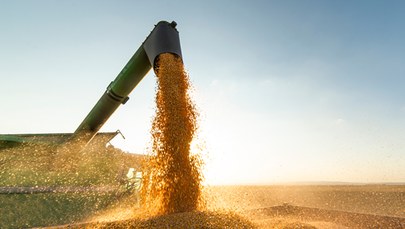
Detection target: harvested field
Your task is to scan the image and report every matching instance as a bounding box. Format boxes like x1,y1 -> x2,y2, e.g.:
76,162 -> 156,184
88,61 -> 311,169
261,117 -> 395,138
206,185 -> 405,228
61,185 -> 405,229
205,185 -> 405,218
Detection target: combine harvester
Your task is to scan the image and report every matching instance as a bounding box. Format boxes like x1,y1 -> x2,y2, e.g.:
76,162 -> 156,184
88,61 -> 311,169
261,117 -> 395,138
0,21 -> 182,150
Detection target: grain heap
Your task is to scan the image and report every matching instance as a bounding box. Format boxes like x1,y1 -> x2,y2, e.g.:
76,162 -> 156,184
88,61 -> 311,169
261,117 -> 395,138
94,210 -> 256,228
140,53 -> 203,215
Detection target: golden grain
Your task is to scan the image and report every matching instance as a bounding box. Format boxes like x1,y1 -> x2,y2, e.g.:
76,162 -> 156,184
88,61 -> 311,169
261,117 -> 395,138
140,53 -> 203,215
84,53 -> 257,228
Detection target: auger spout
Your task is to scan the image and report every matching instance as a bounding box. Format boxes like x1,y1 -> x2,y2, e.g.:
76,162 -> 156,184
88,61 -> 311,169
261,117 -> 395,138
70,21 -> 182,146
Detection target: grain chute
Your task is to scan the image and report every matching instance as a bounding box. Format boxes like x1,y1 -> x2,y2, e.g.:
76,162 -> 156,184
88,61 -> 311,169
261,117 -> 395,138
0,21 -> 182,150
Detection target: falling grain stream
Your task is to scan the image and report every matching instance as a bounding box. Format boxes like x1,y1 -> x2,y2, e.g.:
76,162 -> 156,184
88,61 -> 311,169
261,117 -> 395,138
87,53 -> 256,228
140,53 -> 203,214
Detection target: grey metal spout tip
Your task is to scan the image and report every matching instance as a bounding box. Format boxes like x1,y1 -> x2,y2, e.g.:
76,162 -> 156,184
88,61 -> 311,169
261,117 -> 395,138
156,20 -> 177,29
144,21 -> 182,69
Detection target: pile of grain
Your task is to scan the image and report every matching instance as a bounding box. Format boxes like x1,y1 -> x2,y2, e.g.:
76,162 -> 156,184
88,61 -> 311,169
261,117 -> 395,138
92,211 -> 256,229
140,53 -> 203,215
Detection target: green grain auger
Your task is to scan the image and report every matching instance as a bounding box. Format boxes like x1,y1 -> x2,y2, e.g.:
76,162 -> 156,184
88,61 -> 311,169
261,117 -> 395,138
0,21 -> 182,150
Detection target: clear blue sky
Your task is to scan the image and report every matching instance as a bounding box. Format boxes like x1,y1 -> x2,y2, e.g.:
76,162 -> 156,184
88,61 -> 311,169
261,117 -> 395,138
1,1 -> 404,184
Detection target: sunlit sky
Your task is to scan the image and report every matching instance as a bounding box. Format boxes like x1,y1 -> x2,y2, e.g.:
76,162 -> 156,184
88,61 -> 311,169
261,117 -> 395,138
1,1 -> 404,185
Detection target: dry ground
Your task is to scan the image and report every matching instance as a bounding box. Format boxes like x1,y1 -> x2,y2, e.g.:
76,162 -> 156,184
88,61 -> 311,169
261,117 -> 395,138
204,185 -> 405,217
65,185 -> 405,229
